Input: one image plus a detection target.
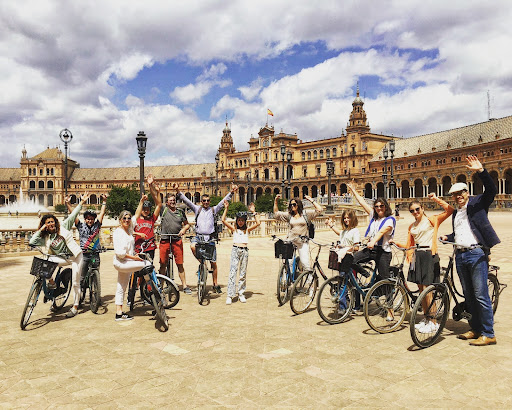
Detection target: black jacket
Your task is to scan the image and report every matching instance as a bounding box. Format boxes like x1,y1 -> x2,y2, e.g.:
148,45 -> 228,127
447,169 -> 500,249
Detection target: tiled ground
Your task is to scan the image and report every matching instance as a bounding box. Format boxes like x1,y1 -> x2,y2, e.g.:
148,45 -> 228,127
0,212 -> 511,408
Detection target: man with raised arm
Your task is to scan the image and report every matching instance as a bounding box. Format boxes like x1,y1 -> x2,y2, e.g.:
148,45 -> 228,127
133,174 -> 162,261
159,193 -> 192,294
173,182 -> 238,294
442,155 -> 500,346
66,193 -> 108,284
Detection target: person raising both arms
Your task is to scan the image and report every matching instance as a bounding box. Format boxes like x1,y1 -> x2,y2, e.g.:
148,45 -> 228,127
272,194 -> 323,271
159,193 -> 192,294
132,174 -> 162,260
221,201 -> 261,305
174,182 -> 238,294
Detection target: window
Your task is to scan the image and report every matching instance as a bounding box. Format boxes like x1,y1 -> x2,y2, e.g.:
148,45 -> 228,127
38,181 -> 44,189
333,148 -> 337,157
316,166 -> 321,176
302,152 -> 305,160
46,168 -> 50,175
275,152 -> 278,160
39,169 -> 43,176
303,167 -> 307,177
29,180 -> 35,189
47,181 -> 54,189
255,154 -> 258,162
308,152 -> 311,160
326,149 -> 330,158
320,150 -> 324,159
28,169 -> 32,176
314,150 -> 318,159
51,168 -> 54,175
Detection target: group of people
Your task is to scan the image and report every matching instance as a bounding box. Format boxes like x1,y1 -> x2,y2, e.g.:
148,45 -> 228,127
274,156 -> 500,346
30,156 -> 500,345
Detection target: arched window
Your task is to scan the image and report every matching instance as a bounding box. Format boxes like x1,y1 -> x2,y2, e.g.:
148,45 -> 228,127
29,180 -> 35,189
38,181 -> 44,189
326,149 -> 330,158
308,152 -> 311,160
28,168 -> 32,176
320,150 -> 324,159
302,152 -> 305,160
313,150 -> 318,159
333,148 -> 337,157
47,180 -> 54,189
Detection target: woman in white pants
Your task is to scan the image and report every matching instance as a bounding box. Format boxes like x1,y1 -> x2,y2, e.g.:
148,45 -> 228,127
112,210 -> 148,321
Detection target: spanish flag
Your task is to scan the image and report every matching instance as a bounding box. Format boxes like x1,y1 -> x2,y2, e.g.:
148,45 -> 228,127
267,109 -> 274,116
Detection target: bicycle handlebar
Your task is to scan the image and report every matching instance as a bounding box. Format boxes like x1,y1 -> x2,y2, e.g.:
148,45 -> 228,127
390,243 -> 430,252
30,245 -> 71,260
438,239 -> 483,249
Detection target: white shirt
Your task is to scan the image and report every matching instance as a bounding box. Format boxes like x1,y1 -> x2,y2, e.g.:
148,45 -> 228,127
233,229 -> 249,245
113,227 -> 135,267
454,204 -> 479,247
339,228 -> 361,254
367,214 -> 394,252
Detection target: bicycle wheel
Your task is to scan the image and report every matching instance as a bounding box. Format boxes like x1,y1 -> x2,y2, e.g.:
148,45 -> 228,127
410,284 -> 449,349
197,263 -> 207,305
52,268 -> 72,310
155,274 -> 180,309
90,270 -> 101,314
128,275 -> 137,311
488,273 -> 499,314
317,275 -> 353,324
79,275 -> 87,306
276,264 -> 289,306
151,293 -> 169,331
21,280 -> 42,330
290,270 -> 318,315
364,279 -> 408,333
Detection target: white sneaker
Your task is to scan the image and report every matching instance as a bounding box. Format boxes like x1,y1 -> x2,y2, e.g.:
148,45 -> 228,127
419,321 -> 440,334
226,297 -> 232,305
415,319 -> 427,330
239,294 -> 246,303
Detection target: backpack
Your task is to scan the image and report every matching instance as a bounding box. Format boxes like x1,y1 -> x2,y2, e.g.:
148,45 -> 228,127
303,212 -> 315,239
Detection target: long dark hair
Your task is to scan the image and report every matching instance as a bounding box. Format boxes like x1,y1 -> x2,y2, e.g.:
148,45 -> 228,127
288,197 -> 304,216
38,214 -> 60,235
372,197 -> 392,219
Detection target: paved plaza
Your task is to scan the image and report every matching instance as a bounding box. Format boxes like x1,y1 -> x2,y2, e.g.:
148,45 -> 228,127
1,212 -> 511,408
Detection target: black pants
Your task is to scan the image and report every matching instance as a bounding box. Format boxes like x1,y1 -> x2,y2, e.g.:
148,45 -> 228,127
352,247 -> 392,280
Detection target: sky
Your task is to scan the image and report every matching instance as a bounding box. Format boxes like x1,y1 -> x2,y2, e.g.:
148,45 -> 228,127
2,0 -> 512,169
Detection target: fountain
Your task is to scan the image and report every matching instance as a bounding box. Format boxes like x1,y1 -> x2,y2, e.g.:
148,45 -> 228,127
0,187 -> 49,215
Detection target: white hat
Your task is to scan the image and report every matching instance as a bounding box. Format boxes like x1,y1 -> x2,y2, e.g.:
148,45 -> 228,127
448,182 -> 469,194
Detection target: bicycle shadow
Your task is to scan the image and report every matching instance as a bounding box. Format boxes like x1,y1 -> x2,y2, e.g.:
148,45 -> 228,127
316,315 -> 355,326
79,294 -> 114,315
407,319 -> 468,350
22,310 -> 73,331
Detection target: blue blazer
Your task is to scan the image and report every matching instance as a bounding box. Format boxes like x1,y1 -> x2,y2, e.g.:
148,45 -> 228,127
447,169 -> 500,249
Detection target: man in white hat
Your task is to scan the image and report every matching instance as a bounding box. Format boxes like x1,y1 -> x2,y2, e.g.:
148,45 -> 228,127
443,155 -> 500,346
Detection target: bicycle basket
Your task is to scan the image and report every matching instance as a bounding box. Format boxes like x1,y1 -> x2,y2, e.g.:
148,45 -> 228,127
197,242 -> 215,261
328,250 -> 340,270
30,257 -> 58,279
274,239 -> 294,259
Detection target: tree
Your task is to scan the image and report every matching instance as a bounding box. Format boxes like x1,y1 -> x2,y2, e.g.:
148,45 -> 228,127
254,194 -> 285,213
225,201 -> 247,218
55,204 -> 67,213
106,184 -> 148,219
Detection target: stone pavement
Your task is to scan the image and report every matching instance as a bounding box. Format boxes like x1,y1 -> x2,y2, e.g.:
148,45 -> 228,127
1,212 -> 511,408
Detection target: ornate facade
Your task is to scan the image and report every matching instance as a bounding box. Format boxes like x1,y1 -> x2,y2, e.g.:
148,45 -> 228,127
1,90 -> 512,210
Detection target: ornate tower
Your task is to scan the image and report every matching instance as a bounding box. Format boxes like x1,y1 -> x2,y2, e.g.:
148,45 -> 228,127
219,119 -> 235,154
346,86 -> 370,135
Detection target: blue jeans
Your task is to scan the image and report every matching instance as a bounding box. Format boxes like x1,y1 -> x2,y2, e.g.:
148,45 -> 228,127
455,248 -> 494,337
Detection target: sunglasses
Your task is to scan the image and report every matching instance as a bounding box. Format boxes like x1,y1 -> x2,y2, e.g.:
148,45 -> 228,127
289,203 -> 297,207
202,199 -> 210,203
451,190 -> 467,197
374,205 -> 385,209
409,207 -> 421,214
122,216 -> 131,220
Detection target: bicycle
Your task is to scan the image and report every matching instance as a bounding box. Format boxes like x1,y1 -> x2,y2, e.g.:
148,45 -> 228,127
316,244 -> 378,324
188,235 -> 217,305
20,247 -> 73,330
409,240 -> 502,349
272,235 -> 304,306
289,236 -> 333,315
78,248 -> 106,314
160,233 -> 180,281
363,244 -> 425,333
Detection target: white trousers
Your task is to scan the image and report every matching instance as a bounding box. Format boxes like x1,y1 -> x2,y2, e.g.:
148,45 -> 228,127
49,253 -> 83,307
113,259 -> 149,306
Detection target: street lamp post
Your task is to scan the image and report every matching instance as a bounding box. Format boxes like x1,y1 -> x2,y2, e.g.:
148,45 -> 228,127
215,153 -> 219,196
326,158 -> 334,214
59,128 -> 73,205
382,145 -> 389,200
136,131 -> 148,194
286,151 -> 292,199
389,140 -> 395,200
246,171 -> 251,204
280,144 -> 286,199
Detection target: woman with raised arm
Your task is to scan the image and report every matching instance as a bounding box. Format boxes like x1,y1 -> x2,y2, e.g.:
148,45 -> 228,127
272,194 -> 323,270
393,193 -> 454,333
221,201 -> 261,305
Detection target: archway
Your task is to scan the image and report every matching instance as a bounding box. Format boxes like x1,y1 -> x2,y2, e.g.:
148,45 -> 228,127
302,186 -> 308,198
456,174 -> 467,183
194,192 -> 201,203
90,194 -> 98,204
311,185 -> 318,198
47,194 -> 54,207
0,195 -> 5,205
320,184 -> 326,196
401,180 -> 410,199
442,176 -> 451,196
364,183 -> 372,199
472,173 -> 483,195
505,168 -> 512,194
330,184 -> 337,195
265,187 -> 271,196
256,187 -> 263,199
340,184 -> 348,195
414,179 -> 423,198
38,194 -> 44,205
238,186 -> 245,203
376,182 -> 384,198
293,186 -> 299,198
185,192 -> 192,200
489,171 -> 499,192
427,177 -> 437,194
273,187 -> 280,195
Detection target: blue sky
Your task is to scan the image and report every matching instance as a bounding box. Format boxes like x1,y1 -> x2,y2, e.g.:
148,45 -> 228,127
2,1 -> 512,168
